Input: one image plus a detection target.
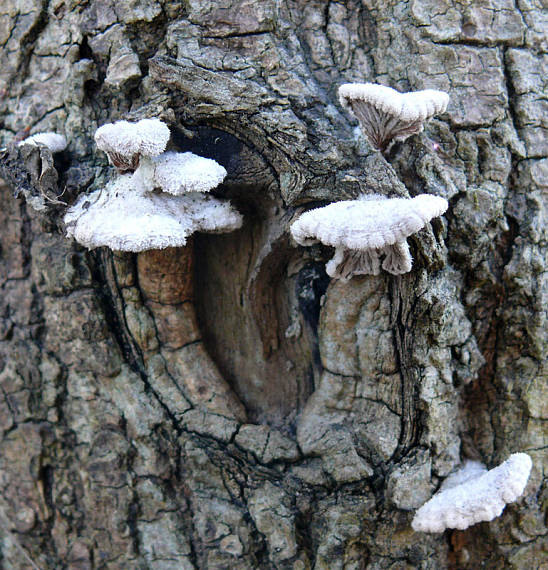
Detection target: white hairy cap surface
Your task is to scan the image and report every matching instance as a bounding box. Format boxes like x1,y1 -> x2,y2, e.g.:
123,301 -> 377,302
439,460 -> 487,491
290,194 -> 448,251
412,453 -> 533,533
94,118 -> 170,159
64,174 -> 243,252
19,132 -> 67,153
151,151 -> 227,195
338,83 -> 449,123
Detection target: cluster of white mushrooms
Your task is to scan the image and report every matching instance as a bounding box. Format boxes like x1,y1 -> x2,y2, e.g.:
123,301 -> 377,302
289,83 -> 451,281
287,83 -> 533,533
18,83 -> 532,536
63,118 -> 242,251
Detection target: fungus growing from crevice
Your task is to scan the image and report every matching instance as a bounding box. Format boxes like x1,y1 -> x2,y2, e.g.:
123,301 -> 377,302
338,83 -> 449,152
0,131 -> 68,211
94,117 -> 170,173
19,132 -> 68,153
411,453 -> 533,533
290,194 -> 448,280
64,118 -> 246,421
65,120 -> 242,251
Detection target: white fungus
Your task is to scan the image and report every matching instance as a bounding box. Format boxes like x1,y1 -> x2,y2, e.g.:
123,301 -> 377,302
439,459 -> 488,490
145,151 -> 228,195
290,194 -> 448,280
412,453 -> 533,533
94,118 -> 170,172
338,83 -> 449,151
64,174 -> 242,252
19,132 -> 67,153
65,118 -> 243,252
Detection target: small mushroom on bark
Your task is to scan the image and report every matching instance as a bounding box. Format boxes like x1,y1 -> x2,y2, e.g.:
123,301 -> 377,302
64,118 -> 246,421
412,453 -> 533,533
1,131 -> 67,210
146,151 -> 228,195
290,194 -> 448,281
19,132 -> 68,153
338,83 -> 449,152
94,118 -> 170,173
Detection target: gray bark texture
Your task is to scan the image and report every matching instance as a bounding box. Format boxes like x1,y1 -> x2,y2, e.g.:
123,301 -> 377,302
0,0 -> 547,568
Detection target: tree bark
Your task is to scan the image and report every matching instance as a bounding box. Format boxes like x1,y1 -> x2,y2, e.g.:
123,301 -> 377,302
0,0 -> 546,568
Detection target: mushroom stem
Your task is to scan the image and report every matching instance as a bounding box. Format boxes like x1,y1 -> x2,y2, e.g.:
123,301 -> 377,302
326,247 -> 381,281
381,241 -> 413,275
137,244 -> 246,421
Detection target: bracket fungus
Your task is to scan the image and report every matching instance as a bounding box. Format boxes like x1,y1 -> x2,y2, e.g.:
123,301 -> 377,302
0,131 -> 67,211
19,132 -> 68,153
64,118 -> 246,421
412,453 -> 533,533
338,83 -> 449,152
94,117 -> 170,173
148,151 -> 228,195
290,194 -> 448,280
65,120 -> 242,252
64,173 -> 242,252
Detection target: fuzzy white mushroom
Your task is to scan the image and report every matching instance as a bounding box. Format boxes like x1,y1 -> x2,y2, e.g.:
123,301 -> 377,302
412,453 -> 533,533
63,119 -> 247,423
137,151 -> 228,195
65,119 -> 242,252
338,83 -> 449,151
19,132 -> 67,153
94,118 -> 170,173
290,194 -> 448,280
64,174 -> 242,252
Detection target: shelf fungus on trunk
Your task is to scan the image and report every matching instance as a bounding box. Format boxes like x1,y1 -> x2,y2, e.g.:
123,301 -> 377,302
338,83 -> 449,152
290,194 -> 448,281
65,118 -> 242,250
63,173 -> 242,252
1,131 -> 68,211
94,117 -> 171,173
147,151 -> 228,194
18,131 -> 68,153
64,118 -> 246,421
411,453 -> 533,533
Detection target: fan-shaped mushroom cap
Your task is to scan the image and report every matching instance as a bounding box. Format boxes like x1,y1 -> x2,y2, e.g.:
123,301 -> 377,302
94,118 -> 170,172
149,151 -> 227,195
290,194 -> 447,279
291,194 -> 448,250
338,83 -> 449,151
19,132 -> 67,153
64,174 -> 242,252
412,453 -> 533,533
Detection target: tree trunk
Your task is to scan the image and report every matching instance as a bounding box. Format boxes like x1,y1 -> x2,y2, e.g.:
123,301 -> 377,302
0,1 -> 546,568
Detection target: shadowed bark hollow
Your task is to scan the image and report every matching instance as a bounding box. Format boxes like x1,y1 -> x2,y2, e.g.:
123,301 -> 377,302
0,1 -> 546,568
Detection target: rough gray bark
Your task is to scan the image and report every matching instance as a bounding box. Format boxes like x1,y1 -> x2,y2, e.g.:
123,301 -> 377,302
0,0 -> 547,568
